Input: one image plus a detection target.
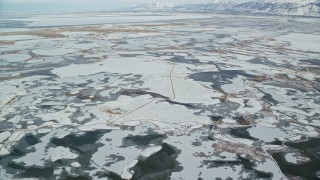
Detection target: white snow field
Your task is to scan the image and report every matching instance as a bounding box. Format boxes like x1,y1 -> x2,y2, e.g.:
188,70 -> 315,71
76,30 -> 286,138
0,12 -> 319,179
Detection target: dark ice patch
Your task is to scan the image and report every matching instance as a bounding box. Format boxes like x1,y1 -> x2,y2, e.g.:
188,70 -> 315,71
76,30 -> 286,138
52,131 -> 101,146
0,20 -> 28,28
272,138 -> 320,179
300,59 -> 320,66
115,40 -> 128,45
51,131 -> 101,147
7,162 -> 26,171
24,135 -> 39,146
262,92 -> 279,105
132,143 -> 181,179
166,100 -> 196,109
189,70 -> 255,91
314,83 -> 320,92
201,156 -> 272,178
120,89 -> 168,99
122,134 -> 166,147
210,115 -> 223,121
63,175 -> 92,180
104,154 -> 125,166
120,54 -> 140,57
94,171 -> 122,179
230,128 -> 258,141
22,167 -> 54,178
168,55 -> 201,65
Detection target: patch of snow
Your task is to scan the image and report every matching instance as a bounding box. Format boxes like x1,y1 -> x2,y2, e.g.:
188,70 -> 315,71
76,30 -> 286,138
49,146 -> 79,162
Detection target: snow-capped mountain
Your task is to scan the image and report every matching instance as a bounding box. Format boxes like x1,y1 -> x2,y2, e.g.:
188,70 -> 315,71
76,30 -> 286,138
173,2 -> 236,12
233,0 -> 320,16
131,0 -> 320,17
132,2 -> 175,10
173,1 -> 237,12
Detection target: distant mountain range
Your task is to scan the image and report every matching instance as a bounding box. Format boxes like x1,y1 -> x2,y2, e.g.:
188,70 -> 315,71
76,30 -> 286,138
132,0 -> 320,17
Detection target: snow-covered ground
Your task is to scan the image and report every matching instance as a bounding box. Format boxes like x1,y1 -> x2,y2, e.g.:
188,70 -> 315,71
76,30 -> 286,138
0,12 -> 320,179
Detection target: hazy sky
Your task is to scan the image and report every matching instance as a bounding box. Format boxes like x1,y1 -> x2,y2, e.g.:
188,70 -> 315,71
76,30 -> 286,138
0,0 -> 250,12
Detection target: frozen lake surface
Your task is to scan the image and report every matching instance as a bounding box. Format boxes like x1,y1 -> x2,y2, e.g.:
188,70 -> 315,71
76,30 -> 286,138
0,12 -> 320,179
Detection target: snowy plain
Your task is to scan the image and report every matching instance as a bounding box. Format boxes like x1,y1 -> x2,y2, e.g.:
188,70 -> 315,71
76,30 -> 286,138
0,12 -> 320,179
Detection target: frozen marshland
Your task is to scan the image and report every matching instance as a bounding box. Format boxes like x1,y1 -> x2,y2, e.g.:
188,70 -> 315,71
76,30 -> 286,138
0,12 -> 320,179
